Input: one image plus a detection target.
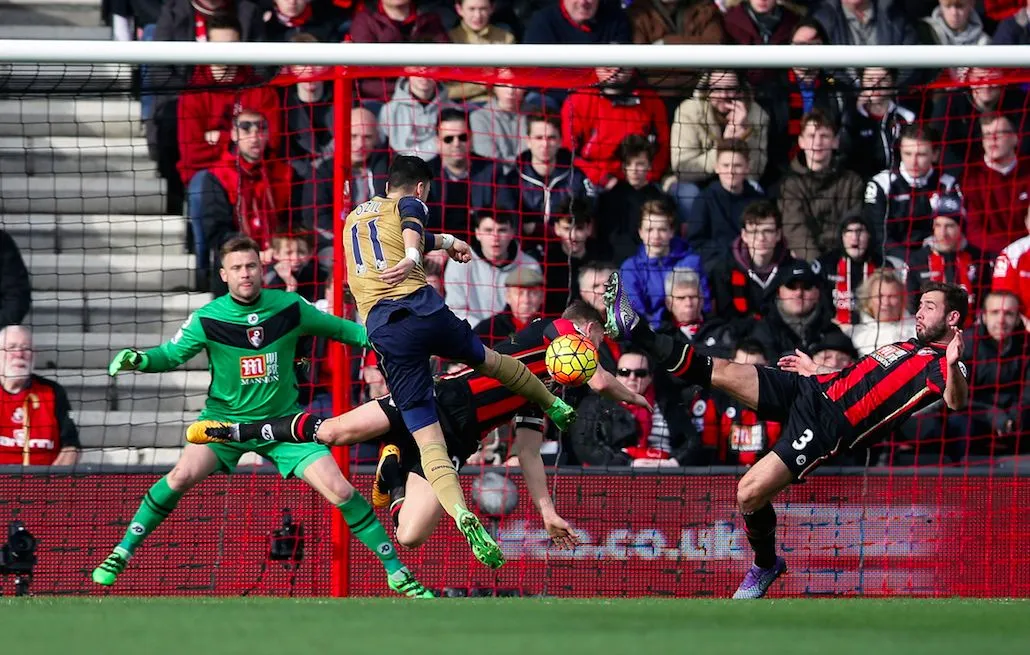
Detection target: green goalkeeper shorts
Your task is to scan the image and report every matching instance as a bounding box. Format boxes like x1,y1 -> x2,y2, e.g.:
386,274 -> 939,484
204,441 -> 330,479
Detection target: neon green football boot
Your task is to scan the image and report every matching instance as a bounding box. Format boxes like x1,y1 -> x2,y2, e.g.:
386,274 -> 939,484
456,507 -> 505,570
92,547 -> 130,586
387,567 -> 435,599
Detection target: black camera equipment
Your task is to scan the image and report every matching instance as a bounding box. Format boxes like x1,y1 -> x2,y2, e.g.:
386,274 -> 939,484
268,509 -> 304,563
0,521 -> 37,597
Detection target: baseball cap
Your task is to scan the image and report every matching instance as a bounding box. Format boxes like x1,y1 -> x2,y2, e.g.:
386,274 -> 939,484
505,267 -> 544,288
784,261 -> 819,286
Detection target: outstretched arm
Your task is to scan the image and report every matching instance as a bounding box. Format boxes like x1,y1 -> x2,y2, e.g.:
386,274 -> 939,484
116,312 -> 206,374
778,350 -> 840,377
297,296 -> 370,348
588,367 -> 652,410
512,427 -> 579,550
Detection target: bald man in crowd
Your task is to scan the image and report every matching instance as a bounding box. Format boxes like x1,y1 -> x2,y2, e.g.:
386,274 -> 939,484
0,325 -> 79,466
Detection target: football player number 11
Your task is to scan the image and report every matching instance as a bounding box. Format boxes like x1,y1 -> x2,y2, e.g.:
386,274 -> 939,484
350,219 -> 387,274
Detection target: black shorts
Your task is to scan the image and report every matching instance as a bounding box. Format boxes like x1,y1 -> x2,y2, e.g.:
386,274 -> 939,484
755,367 -> 854,481
377,378 -> 481,479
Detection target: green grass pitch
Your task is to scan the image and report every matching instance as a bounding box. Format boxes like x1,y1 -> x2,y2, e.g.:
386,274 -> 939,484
3,597 -> 1027,655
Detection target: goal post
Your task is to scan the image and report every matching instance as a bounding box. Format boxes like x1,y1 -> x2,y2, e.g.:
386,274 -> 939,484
0,41 -> 1028,599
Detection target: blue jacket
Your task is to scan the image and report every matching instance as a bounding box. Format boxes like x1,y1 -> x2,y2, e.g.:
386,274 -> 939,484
517,148 -> 596,226
619,237 -> 710,328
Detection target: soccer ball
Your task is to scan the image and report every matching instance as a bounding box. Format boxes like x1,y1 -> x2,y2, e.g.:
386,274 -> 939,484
471,471 -> 519,517
545,333 -> 598,387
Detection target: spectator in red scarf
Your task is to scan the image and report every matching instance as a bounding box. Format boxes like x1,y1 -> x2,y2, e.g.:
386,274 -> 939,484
963,112 -> 1030,254
149,0 -> 267,214
263,0 -> 349,41
348,0 -> 448,104
659,267 -> 704,341
905,193 -> 990,325
754,19 -> 851,186
176,14 -> 281,187
194,107 -> 293,295
709,200 -> 799,321
815,213 -> 889,327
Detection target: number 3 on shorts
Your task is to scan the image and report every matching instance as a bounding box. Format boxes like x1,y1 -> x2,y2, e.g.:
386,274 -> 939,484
792,428 -> 814,451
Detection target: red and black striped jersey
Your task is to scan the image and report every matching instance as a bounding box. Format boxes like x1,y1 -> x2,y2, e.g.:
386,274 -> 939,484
814,339 -> 967,445
441,318 -> 581,433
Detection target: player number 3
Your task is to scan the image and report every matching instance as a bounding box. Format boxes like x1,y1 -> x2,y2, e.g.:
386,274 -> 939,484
792,429 -> 814,451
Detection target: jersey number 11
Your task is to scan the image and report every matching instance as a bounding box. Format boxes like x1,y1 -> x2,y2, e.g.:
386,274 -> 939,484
350,220 -> 387,274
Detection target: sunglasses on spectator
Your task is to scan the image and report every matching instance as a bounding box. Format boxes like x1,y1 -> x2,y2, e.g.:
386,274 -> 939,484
617,368 -> 650,378
235,119 -> 268,133
442,133 -> 469,144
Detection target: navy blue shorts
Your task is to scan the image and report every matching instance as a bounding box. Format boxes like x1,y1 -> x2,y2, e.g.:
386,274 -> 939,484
370,306 -> 486,433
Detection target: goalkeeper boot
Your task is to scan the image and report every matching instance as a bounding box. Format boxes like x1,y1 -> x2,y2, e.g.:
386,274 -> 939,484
373,445 -> 402,509
186,420 -> 235,445
456,507 -> 505,570
387,567 -> 435,599
732,557 -> 787,599
92,547 -> 130,586
544,397 -> 576,431
602,270 -> 639,339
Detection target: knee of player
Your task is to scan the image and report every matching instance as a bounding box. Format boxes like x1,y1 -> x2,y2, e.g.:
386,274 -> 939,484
395,525 -> 429,550
320,477 -> 356,506
165,465 -> 203,493
736,475 -> 765,513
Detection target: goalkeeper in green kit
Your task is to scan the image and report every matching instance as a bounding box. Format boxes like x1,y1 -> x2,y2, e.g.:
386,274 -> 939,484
91,236 -> 432,598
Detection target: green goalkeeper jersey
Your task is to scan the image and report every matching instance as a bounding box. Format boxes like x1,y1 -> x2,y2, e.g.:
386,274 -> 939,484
139,289 -> 368,423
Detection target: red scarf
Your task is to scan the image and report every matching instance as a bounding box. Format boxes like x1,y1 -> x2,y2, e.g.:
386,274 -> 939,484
786,70 -> 821,160
833,258 -> 875,325
194,12 -> 208,41
277,4 -> 313,27
926,249 -> 976,326
623,386 -> 656,449
207,150 -> 287,249
729,269 -> 765,319
677,320 -> 703,338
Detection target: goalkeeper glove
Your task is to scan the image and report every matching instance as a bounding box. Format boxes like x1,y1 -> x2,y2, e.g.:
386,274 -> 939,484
109,349 -> 147,376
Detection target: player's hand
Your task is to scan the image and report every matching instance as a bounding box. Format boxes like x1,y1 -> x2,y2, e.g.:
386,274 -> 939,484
946,327 -> 964,366
543,513 -> 579,550
445,238 -> 473,264
380,257 -> 417,286
778,349 -> 817,377
630,393 -> 653,412
109,349 -> 145,376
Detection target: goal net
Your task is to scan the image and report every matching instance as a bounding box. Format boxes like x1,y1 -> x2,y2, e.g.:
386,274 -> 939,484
0,42 -> 1028,599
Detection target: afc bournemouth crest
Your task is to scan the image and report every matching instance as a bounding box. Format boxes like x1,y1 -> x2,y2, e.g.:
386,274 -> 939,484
247,327 -> 264,348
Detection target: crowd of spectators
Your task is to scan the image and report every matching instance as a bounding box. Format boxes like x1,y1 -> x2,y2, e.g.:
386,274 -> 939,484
97,0 -> 1030,469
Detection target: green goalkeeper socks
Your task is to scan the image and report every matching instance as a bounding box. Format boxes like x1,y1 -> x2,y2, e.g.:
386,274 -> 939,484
116,476 -> 184,556
338,493 -> 404,575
